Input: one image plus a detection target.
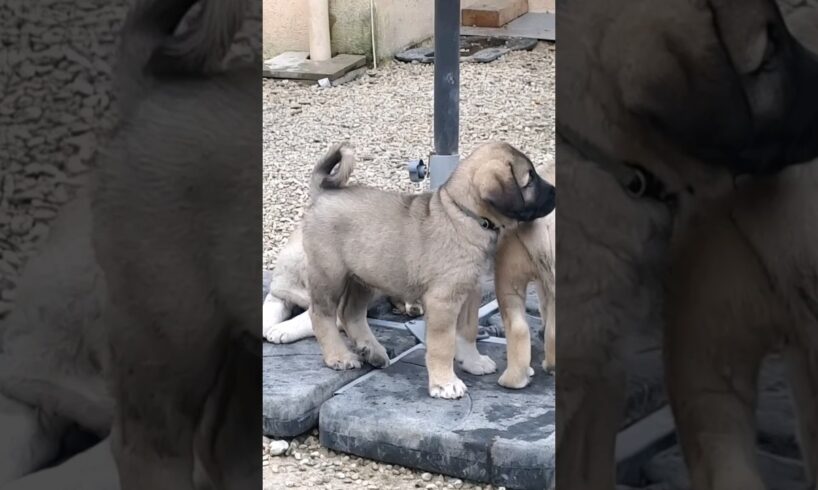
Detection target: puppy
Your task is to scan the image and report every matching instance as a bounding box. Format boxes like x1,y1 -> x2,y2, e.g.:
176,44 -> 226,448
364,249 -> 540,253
495,161 -> 555,389
262,146 -> 423,345
302,141 -> 555,399
666,162 -> 818,490
91,0 -> 258,488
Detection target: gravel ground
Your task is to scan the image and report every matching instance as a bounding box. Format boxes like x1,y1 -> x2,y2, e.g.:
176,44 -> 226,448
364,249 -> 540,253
263,430 -> 508,490
0,0 -> 260,315
263,42 -> 555,489
0,0 -> 129,316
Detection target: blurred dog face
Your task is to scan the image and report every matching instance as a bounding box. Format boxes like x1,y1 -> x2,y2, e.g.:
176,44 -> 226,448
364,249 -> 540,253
559,0 -> 818,192
605,0 -> 818,174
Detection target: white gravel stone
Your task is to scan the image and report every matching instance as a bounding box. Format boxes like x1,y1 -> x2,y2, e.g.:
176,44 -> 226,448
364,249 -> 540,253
268,440 -> 290,456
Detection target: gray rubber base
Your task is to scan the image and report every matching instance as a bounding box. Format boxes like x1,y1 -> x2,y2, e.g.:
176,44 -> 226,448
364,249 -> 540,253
318,341 -> 554,490
644,445 -> 807,490
263,327 -> 418,438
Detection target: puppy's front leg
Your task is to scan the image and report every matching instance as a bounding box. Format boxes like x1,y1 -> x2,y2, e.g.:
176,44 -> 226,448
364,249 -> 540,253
455,287 -> 497,375
425,292 -> 468,399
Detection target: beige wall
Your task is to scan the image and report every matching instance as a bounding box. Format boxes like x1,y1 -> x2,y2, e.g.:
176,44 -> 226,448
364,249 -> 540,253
263,0 -> 434,61
262,0 -> 310,59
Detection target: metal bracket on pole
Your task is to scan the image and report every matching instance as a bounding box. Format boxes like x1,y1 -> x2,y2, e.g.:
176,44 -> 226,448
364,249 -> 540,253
429,0 -> 461,190
407,0 -> 461,187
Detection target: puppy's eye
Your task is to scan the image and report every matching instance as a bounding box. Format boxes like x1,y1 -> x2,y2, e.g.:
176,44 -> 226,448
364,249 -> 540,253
525,169 -> 536,187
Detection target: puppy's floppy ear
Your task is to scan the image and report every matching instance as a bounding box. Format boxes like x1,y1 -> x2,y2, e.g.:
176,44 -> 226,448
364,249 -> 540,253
484,163 -> 527,217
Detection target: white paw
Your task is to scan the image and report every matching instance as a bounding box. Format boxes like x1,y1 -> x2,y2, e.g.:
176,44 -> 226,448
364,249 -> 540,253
263,324 -> 297,344
429,377 -> 468,399
459,354 -> 497,375
498,367 -> 533,389
263,311 -> 314,344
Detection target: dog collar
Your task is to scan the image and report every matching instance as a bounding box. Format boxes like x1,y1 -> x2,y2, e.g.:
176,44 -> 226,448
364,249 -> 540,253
444,189 -> 500,232
557,123 -> 677,205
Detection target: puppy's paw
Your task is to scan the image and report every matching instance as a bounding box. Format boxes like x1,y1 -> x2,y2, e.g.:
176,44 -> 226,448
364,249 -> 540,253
324,352 -> 362,371
429,377 -> 468,399
542,359 -> 555,375
498,367 -> 533,389
263,324 -> 299,344
406,302 -> 424,317
356,340 -> 390,368
459,354 -> 497,375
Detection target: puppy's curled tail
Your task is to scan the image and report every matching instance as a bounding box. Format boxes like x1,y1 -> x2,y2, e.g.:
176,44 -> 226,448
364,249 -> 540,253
310,143 -> 355,198
115,0 -> 247,109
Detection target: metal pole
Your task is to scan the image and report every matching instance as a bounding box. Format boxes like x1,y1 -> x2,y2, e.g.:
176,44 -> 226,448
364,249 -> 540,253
429,0 -> 461,189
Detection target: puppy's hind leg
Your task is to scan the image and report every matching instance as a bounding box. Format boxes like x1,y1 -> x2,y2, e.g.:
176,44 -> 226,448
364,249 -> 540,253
338,281 -> 389,368
497,280 -> 534,389
308,270 -> 361,371
455,287 -> 497,375
263,309 -> 314,344
536,280 -> 556,374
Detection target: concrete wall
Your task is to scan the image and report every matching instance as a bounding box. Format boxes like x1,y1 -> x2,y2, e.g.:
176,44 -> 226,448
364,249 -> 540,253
263,0 -> 434,61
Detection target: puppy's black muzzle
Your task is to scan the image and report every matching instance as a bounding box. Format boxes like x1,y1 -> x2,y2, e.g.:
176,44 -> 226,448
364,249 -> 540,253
515,177 -> 556,222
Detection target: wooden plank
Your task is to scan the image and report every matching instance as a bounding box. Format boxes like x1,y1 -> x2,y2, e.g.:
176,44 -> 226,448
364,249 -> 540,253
462,0 -> 528,28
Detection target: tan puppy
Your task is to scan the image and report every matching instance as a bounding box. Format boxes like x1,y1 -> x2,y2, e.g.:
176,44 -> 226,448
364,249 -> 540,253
263,146 -> 423,344
302,142 -> 555,399
495,161 -> 555,389
666,162 -> 818,490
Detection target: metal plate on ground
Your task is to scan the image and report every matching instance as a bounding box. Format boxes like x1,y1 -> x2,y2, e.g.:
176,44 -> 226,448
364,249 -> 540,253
318,341 -> 554,490
263,327 -> 418,438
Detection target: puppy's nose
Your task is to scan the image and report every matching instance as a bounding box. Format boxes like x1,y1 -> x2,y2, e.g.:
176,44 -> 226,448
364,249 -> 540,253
537,185 -> 556,217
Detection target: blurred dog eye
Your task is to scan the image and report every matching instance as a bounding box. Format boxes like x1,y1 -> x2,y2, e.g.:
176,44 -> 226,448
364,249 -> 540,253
752,23 -> 778,75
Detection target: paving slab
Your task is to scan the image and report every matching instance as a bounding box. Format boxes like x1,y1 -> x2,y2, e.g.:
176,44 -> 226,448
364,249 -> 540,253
263,326 -> 418,437
319,341 -> 554,490
262,52 -> 367,81
462,12 -> 555,41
